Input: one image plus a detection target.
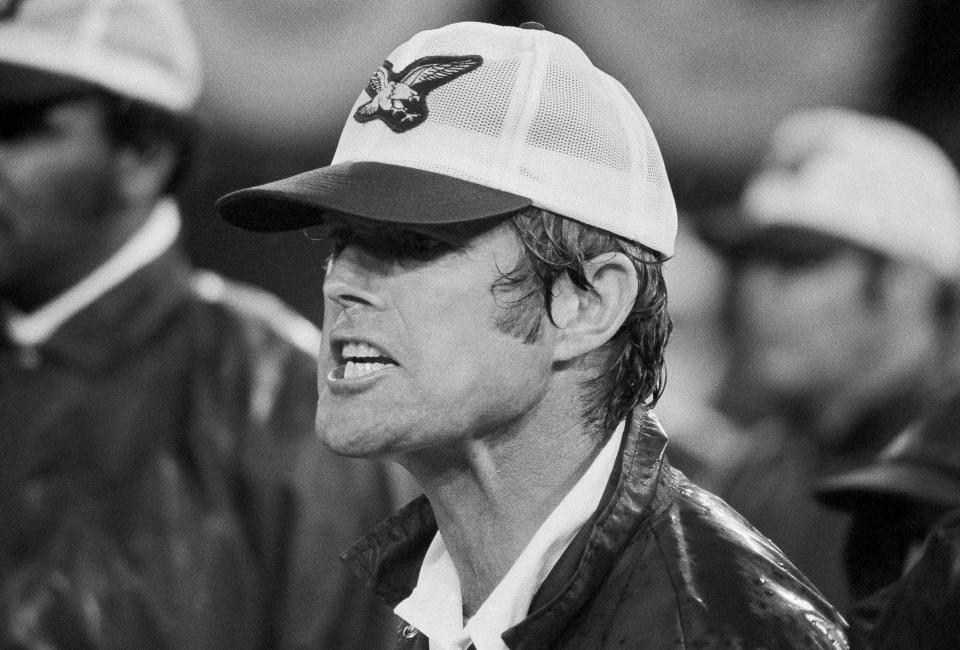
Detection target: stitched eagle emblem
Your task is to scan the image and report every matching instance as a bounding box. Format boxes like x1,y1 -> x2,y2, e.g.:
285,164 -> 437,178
354,54 -> 482,133
0,0 -> 25,20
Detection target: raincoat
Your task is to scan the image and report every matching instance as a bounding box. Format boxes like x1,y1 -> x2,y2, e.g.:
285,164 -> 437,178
0,249 -> 395,649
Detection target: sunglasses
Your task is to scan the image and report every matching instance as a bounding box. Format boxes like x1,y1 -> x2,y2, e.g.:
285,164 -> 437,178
732,241 -> 848,269
725,226 -> 860,270
0,91 -> 100,141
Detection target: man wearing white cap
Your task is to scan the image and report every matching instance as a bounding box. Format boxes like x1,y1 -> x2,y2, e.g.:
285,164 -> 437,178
707,108 -> 960,610
0,1 -> 395,647
219,22 -> 847,648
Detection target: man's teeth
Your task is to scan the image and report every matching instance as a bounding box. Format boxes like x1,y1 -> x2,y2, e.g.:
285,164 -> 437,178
340,341 -> 396,379
342,341 -> 384,359
344,361 -> 392,379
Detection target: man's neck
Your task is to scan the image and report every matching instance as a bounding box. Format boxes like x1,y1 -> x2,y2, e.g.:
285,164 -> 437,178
399,399 -> 606,618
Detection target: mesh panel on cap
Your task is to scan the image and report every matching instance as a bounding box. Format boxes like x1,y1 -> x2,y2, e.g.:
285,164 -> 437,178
429,162 -> 496,187
526,61 -> 632,172
428,58 -> 519,138
640,121 -> 669,189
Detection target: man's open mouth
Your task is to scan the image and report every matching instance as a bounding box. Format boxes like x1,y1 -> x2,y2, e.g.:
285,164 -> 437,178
334,341 -> 399,379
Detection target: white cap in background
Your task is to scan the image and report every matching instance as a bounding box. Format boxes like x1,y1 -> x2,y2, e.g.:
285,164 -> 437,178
0,0 -> 201,112
724,108 -> 960,281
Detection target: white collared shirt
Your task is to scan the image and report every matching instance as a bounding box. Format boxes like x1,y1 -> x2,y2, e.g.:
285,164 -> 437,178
4,199 -> 181,347
394,421 -> 625,650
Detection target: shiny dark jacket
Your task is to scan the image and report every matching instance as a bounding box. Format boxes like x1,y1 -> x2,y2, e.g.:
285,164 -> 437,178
344,412 -> 849,649
0,250 -> 394,649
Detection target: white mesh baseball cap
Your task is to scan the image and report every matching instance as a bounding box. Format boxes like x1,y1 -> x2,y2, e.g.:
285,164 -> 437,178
0,0 -> 201,112
706,108 -> 960,281
217,21 -> 678,257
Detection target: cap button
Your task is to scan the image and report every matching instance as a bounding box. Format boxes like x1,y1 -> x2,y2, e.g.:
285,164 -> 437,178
519,21 -> 545,30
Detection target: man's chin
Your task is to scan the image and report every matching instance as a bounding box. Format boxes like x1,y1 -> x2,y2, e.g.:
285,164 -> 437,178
315,414 -> 392,458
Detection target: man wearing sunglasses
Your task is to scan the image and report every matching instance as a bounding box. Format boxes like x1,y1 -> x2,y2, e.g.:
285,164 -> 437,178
704,108 -> 960,611
0,1 -> 395,647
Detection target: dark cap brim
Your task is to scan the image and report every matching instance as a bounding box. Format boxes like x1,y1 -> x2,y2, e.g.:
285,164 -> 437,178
216,161 -> 533,232
0,62 -> 102,108
814,463 -> 960,511
696,210 -> 851,261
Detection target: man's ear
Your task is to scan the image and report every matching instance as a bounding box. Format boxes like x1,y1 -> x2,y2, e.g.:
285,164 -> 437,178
115,142 -> 178,205
550,252 -> 639,362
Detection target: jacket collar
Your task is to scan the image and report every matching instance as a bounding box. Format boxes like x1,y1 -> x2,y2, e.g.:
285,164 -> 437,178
3,199 -> 182,348
341,410 -> 676,647
1,249 -> 193,370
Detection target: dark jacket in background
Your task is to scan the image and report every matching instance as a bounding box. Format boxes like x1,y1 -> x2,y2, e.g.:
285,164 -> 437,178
715,389 -> 925,611
0,249 -> 395,649
343,412 -> 849,649
848,508 -> 960,649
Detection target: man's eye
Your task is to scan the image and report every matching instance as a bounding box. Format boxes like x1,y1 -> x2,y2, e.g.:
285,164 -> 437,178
391,233 -> 455,262
401,234 -> 449,256
324,228 -> 454,263
330,238 -> 347,258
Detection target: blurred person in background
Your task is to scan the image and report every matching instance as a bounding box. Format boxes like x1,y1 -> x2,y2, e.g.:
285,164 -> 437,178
815,389 -> 960,647
513,0 -> 931,498
218,21 -> 847,649
0,1 -> 395,647
703,107 -> 960,609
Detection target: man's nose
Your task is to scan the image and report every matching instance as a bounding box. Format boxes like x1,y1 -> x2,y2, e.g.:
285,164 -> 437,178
323,245 -> 388,311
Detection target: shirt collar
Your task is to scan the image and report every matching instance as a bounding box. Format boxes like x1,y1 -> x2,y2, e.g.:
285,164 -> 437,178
4,199 -> 181,347
394,421 -> 625,650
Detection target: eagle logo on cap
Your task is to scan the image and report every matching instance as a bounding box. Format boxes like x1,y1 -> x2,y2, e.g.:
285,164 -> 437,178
354,54 -> 482,133
0,0 -> 26,20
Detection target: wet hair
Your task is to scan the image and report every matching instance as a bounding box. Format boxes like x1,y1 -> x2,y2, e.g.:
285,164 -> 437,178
494,206 -> 671,437
98,91 -> 196,195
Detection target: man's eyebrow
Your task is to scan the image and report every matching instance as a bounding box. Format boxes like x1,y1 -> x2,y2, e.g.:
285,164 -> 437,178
327,223 -> 463,245
327,224 -> 427,241
325,225 -> 467,265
